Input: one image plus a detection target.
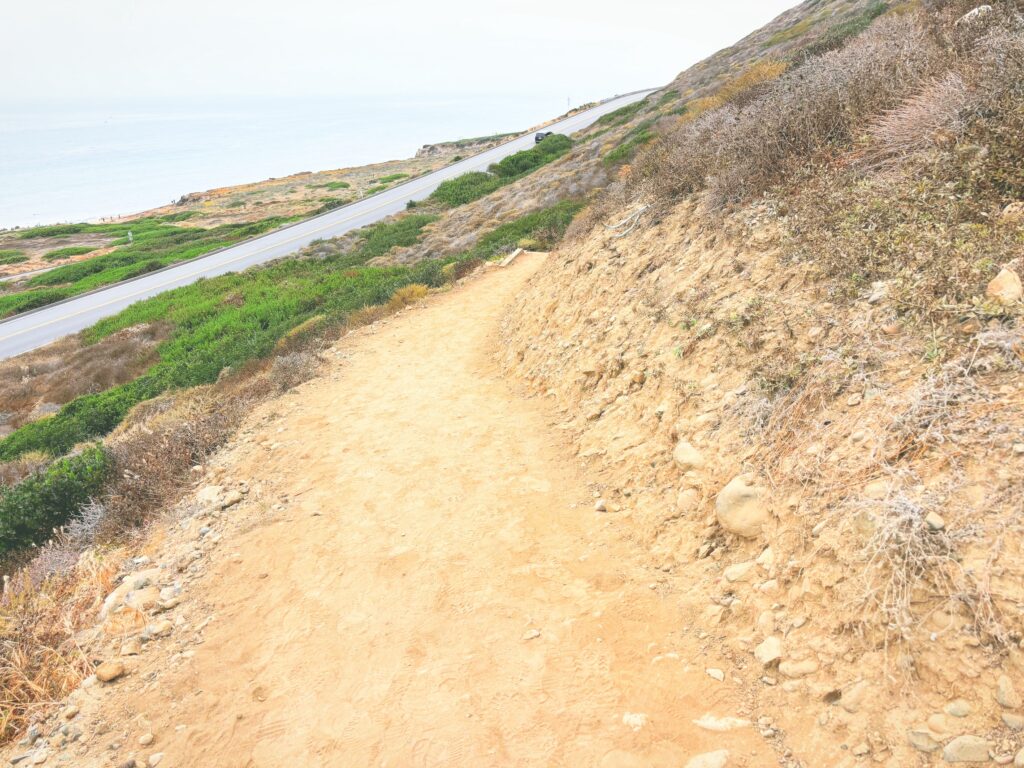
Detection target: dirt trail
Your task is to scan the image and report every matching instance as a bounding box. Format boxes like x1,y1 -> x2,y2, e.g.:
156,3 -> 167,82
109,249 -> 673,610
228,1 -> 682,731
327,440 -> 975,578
73,255 -> 772,767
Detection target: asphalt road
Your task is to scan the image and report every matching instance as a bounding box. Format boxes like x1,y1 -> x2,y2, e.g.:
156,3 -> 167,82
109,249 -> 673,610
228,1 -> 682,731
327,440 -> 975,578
0,91 -> 654,360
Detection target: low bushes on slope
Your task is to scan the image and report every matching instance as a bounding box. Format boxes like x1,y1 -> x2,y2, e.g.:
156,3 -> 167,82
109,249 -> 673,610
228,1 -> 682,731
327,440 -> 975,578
0,216 -> 295,319
428,134 -> 572,207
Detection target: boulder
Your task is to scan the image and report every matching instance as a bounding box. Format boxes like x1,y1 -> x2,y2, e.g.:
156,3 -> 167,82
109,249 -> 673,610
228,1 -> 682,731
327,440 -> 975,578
942,735 -> 991,763
715,474 -> 769,538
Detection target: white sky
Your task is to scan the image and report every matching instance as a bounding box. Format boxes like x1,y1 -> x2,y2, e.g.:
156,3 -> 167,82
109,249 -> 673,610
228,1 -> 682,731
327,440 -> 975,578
5,1 -> 799,104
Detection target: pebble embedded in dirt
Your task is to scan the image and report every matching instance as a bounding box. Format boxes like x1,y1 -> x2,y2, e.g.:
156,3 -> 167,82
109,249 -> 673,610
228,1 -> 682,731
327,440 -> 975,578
946,699 -> 972,718
943,735 -> 992,763
754,636 -> 783,666
95,661 -> 125,683
147,753 -> 164,767
706,668 -> 725,682
673,440 -> 705,472
522,629 -> 541,641
61,705 -> 78,720
139,733 -> 155,746
997,675 -> 1022,708
908,728 -> 942,753
987,267 -> 1023,304
594,499 -> 607,512
714,474 -> 769,539
684,750 -> 729,768
778,659 -> 818,678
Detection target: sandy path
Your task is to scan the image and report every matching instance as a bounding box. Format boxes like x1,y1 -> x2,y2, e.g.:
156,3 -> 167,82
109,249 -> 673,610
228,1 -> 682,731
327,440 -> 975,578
86,255 -> 771,767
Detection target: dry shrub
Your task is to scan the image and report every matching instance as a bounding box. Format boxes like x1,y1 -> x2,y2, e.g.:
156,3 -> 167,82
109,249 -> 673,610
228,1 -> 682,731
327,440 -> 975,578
0,452 -> 51,488
386,283 -> 428,310
864,72 -> 970,166
631,11 -> 947,208
0,550 -> 119,740
835,487 -> 1004,648
0,324 -> 167,431
267,352 -> 319,393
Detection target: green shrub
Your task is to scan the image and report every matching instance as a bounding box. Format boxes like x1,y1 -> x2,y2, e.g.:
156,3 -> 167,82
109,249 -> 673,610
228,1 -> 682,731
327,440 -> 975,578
43,246 -> 96,261
462,199 -> 585,260
594,100 -> 648,128
428,135 -> 573,208
0,445 -> 111,553
604,119 -> 657,167
374,173 -> 408,184
364,185 -> 388,195
16,224 -> 89,239
0,251 -> 27,265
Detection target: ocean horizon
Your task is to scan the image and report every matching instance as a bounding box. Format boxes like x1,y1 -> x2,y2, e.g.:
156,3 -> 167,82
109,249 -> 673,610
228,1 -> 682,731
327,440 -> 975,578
0,93 -> 578,230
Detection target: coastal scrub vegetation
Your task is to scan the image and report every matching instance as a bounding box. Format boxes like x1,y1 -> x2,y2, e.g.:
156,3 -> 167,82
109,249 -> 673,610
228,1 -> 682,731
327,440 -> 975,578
428,134 -> 572,207
0,216 -> 296,318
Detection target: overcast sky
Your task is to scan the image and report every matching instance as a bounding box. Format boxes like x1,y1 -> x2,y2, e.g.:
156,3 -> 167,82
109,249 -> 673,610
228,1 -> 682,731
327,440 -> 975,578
7,0 -> 800,104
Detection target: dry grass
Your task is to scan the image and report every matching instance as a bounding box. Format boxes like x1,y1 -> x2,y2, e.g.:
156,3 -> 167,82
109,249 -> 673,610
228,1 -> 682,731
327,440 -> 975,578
0,324 -> 168,433
0,550 -> 120,740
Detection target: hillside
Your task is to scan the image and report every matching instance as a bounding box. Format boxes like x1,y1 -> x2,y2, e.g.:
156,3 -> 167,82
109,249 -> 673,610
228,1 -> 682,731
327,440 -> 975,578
2,0 -> 1023,765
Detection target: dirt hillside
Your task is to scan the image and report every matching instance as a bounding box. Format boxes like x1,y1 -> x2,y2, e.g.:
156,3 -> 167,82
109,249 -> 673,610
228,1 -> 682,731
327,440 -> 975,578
3,256 -> 780,768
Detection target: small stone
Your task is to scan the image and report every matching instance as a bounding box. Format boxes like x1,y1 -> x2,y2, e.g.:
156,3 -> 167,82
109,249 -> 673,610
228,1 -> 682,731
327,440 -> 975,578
997,675 -> 1022,708
863,479 -> 889,500
925,512 -> 946,532
120,639 -> 142,656
684,751 -> 730,768
851,743 -> 870,756
945,699 -> 971,718
943,735 -> 992,763
139,733 -> 154,746
987,268 -> 1023,305
594,499 -> 607,512
147,620 -> 173,638
723,562 -> 755,583
908,728 -> 942,753
847,393 -> 863,407
220,490 -> 244,509
779,659 -> 818,678
62,705 -> 79,720
673,441 -> 705,472
522,629 -> 541,641
1015,747 -> 1024,767
840,681 -> 870,714
754,636 -> 783,666
692,715 -> 750,732
706,668 -> 725,682
30,753 -> 46,766
148,754 -> 164,767
95,661 -> 125,683
1002,713 -> 1024,731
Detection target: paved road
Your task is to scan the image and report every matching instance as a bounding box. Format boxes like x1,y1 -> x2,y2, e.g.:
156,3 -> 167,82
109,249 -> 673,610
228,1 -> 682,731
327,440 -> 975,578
0,91 -> 654,360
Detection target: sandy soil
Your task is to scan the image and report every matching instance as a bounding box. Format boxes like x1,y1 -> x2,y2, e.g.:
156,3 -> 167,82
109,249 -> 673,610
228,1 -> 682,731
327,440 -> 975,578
47,254 -> 771,767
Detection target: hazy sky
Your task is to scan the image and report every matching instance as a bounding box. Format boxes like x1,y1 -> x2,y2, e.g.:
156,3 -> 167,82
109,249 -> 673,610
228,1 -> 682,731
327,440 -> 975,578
6,1 -> 799,104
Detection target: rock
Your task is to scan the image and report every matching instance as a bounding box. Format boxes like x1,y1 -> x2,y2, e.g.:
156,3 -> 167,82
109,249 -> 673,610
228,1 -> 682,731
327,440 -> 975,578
946,699 -> 972,718
943,735 -> 992,763
840,681 -> 870,714
147,754 -> 164,767
908,728 -> 942,753
1003,713 -> 1024,731
1002,202 -> 1024,223
673,441 -> 705,472
1015,748 -> 1024,768
195,485 -> 224,505
522,629 -> 541,641
756,547 -> 773,569
987,268 -> 1023,305
779,659 -> 818,678
125,586 -> 161,612
120,638 -> 142,656
723,562 -> 755,583
692,715 -> 750,732
62,705 -> 79,720
95,661 -> 125,683
863,479 -> 889,500
622,712 -> 648,732
684,751 -> 730,768
925,512 -> 946,532
221,490 -> 244,509
851,743 -> 870,757
706,668 -> 725,682
146,620 -> 173,638
139,734 -> 154,746
754,636 -> 783,666
715,474 -> 769,539
997,675 -> 1022,708
594,499 -> 607,512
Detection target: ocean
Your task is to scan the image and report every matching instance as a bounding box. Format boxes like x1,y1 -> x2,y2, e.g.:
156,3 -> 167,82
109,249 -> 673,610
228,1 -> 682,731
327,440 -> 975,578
0,94 -> 572,230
